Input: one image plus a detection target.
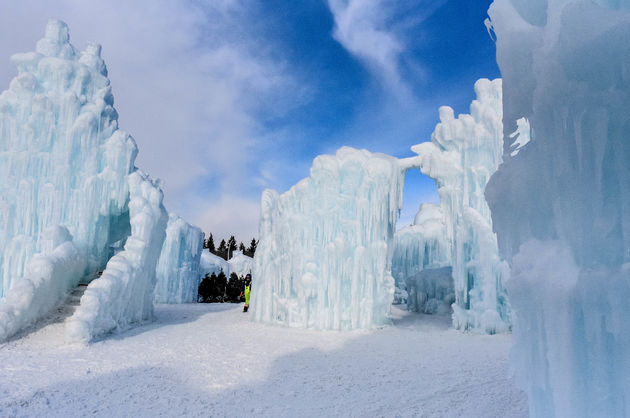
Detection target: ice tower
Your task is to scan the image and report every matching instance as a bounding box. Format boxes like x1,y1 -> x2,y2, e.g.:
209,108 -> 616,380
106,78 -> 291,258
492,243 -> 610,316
0,20 -> 201,343
487,1 -> 630,416
402,78 -> 511,333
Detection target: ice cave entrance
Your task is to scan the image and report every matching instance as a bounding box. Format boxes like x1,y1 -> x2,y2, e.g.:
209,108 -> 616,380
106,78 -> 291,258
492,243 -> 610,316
392,169 -> 455,316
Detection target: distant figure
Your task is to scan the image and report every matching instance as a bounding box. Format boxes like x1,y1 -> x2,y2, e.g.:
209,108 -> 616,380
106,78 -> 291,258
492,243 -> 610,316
242,274 -> 252,312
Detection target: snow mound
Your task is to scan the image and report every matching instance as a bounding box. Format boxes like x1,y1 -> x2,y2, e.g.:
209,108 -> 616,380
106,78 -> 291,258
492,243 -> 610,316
200,252 -> 229,277
228,251 -> 253,277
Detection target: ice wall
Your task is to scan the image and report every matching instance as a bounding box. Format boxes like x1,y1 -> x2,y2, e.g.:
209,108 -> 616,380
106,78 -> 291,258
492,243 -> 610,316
391,203 -> 450,290
403,79 -> 510,333
154,214 -> 203,304
252,147 -> 403,330
406,266 -> 454,315
0,20 -> 136,299
0,226 -> 85,341
66,171 -> 167,343
487,1 -> 630,416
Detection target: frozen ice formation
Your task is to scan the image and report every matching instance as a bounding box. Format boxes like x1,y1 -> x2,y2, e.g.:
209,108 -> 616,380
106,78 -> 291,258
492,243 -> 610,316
406,266 -> 454,315
0,20 -> 135,298
487,1 -> 630,416
66,171 -> 167,343
252,147 -> 403,330
391,203 -> 450,305
154,214 -> 203,304
0,20 -> 199,342
0,226 -> 85,341
402,78 -> 511,333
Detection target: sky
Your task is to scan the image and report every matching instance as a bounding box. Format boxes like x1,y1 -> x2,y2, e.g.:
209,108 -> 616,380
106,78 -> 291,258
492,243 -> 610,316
0,0 -> 499,244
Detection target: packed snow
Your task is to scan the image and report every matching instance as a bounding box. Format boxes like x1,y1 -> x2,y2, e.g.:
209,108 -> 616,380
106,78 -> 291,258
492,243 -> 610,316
252,147 -> 403,330
402,78 -> 510,333
487,1 -> 630,416
0,303 -> 527,417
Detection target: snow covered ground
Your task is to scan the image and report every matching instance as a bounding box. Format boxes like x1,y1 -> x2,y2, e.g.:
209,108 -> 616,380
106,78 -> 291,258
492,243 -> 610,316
0,304 -> 527,417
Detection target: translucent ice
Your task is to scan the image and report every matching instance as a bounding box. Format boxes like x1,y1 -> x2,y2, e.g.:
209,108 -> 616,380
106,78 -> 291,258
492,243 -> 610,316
66,171 -> 167,343
0,226 -> 85,341
487,1 -> 630,415
0,20 -> 192,342
251,147 -> 403,330
0,20 -> 135,299
391,203 -> 450,306
154,214 -> 203,304
402,79 -> 511,333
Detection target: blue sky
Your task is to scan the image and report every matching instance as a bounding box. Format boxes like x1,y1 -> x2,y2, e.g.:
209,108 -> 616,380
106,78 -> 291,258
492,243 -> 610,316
0,0 -> 499,242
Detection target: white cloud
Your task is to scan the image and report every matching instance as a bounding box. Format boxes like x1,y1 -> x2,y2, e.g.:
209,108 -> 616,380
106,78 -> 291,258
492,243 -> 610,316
327,0 -> 406,94
0,0 -> 303,239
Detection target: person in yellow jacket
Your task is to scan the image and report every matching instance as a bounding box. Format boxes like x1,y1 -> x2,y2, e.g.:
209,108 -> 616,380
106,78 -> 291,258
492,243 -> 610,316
242,274 -> 252,312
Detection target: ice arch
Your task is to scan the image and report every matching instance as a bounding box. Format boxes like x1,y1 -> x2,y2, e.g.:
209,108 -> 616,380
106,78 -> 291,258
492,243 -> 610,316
399,78 -> 510,333
252,79 -> 510,332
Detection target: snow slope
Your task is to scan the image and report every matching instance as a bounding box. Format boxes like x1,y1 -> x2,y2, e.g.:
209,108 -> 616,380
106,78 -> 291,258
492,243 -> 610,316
0,304 -> 527,417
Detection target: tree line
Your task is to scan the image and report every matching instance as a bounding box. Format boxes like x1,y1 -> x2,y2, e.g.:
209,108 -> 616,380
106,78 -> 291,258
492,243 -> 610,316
203,233 -> 258,261
198,271 -> 246,303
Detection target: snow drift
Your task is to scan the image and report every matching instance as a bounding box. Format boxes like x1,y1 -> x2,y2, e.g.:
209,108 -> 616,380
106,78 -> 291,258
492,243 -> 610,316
252,147 -> 403,330
487,1 -> 630,416
402,79 -> 510,333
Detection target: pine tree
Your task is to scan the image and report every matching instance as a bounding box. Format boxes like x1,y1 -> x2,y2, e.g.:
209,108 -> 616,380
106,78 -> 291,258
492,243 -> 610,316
227,236 -> 237,259
208,233 -> 216,253
248,238 -> 258,255
239,242 -> 246,252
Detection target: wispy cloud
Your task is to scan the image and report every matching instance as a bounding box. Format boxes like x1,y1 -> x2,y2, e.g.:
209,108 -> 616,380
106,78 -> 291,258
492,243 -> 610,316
327,0 -> 406,95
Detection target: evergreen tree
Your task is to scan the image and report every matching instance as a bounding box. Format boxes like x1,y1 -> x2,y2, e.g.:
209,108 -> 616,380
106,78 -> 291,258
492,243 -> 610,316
227,236 -> 237,259
239,242 -> 246,252
198,273 -> 215,302
216,270 -> 228,302
208,233 -> 216,253
248,238 -> 258,255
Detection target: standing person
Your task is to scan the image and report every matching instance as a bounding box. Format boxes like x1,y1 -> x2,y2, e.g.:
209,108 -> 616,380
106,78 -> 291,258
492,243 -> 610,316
242,274 -> 252,312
